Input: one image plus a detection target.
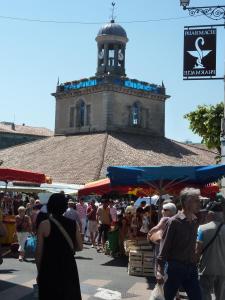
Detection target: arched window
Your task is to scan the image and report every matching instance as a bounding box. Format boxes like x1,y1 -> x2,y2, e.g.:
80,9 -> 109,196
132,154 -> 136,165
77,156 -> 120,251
131,102 -> 141,126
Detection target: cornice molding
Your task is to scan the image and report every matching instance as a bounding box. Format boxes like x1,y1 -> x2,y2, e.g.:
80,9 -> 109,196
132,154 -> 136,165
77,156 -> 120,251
52,84 -> 169,102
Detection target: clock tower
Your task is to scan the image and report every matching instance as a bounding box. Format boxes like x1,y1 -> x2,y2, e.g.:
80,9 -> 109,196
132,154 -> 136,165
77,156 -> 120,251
96,20 -> 128,77
53,20 -> 169,137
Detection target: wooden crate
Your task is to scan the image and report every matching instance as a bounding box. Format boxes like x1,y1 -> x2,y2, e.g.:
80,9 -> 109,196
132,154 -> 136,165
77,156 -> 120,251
128,267 -> 155,277
128,264 -> 143,276
142,266 -> 155,277
128,247 -> 155,278
143,250 -> 154,256
143,266 -> 154,272
140,245 -> 153,250
124,240 -> 138,255
143,256 -> 154,260
129,258 -> 142,263
142,251 -> 154,261
130,245 -> 142,251
129,251 -> 143,264
142,271 -> 155,277
128,270 -> 143,276
143,260 -> 154,268
129,249 -> 142,254
129,250 -> 143,257
136,239 -> 150,246
129,260 -> 143,267
143,253 -> 154,263
128,264 -> 142,272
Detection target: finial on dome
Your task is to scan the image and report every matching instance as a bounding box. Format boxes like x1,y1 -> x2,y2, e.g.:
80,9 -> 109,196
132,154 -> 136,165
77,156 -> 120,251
111,2 -> 116,23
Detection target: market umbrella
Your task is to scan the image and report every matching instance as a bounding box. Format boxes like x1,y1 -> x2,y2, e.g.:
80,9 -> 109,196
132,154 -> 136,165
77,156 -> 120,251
78,178 -> 132,197
0,168 -> 49,184
107,165 -> 225,190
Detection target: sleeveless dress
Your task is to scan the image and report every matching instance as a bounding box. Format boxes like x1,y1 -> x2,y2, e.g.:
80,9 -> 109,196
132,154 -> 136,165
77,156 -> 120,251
38,215 -> 82,300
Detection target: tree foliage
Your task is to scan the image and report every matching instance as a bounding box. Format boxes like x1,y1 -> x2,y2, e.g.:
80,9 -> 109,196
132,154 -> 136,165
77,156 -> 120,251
184,102 -> 224,154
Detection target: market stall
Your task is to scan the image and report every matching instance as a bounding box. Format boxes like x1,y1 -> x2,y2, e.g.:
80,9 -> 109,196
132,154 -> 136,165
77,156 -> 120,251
79,178 -> 162,198
79,175 -> 219,199
0,168 -> 49,185
107,164 -> 225,277
0,168 -> 50,244
78,178 -> 130,197
107,165 -> 224,203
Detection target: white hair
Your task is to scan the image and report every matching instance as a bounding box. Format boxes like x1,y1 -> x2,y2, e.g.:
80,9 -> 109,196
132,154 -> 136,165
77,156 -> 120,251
162,203 -> 177,215
18,206 -> 26,212
180,187 -> 200,208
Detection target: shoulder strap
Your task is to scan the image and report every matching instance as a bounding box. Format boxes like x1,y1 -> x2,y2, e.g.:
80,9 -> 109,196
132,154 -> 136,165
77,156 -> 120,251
201,223 -> 224,255
49,215 -> 74,254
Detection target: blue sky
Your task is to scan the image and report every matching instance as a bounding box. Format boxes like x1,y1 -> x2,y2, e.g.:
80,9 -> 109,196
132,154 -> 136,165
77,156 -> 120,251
0,0 -> 224,142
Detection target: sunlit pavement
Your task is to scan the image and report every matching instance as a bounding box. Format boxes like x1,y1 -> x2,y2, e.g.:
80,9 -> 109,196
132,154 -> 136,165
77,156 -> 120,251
0,245 -> 155,300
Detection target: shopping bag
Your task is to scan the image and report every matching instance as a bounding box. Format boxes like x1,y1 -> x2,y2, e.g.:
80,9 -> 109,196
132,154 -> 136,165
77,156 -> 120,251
25,235 -> 37,257
149,284 -> 165,300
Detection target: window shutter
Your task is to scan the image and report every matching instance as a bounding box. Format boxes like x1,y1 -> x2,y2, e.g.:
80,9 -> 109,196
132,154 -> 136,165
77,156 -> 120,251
86,105 -> 91,126
69,107 -> 75,127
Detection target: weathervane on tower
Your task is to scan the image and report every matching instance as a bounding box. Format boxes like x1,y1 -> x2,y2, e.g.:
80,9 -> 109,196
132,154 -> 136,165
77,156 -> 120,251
111,2 -> 116,22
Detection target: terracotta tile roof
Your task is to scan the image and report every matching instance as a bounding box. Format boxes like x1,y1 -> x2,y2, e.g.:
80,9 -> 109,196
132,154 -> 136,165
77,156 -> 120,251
0,122 -> 53,136
100,134 -> 217,179
0,133 -> 216,184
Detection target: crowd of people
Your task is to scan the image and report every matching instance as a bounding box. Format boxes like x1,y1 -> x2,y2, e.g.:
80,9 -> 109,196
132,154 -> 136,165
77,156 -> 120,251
151,188 -> 225,300
59,196 -> 159,254
0,188 -> 225,300
0,192 -> 42,262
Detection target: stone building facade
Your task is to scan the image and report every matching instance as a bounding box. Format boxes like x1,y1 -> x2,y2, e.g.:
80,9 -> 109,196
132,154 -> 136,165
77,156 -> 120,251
53,20 -> 169,137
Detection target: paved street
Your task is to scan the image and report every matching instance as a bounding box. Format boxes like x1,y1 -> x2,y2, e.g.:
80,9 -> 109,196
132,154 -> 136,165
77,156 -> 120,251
0,245 -> 155,300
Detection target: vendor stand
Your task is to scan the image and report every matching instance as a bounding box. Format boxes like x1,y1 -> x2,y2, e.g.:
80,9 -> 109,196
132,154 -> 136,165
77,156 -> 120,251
107,164 -> 225,277
78,176 -> 219,200
78,178 -> 132,197
0,168 -> 50,245
107,165 -> 224,211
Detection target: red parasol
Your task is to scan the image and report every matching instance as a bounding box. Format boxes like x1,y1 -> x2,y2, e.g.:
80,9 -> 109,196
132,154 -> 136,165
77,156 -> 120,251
0,168 -> 49,184
78,178 -> 130,196
78,178 -> 219,199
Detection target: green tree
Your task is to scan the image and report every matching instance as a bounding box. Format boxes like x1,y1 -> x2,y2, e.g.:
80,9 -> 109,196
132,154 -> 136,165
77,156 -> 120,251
184,102 -> 224,155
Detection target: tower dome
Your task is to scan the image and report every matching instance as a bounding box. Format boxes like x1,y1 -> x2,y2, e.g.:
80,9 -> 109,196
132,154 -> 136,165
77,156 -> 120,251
97,20 -> 127,38
96,20 -> 128,77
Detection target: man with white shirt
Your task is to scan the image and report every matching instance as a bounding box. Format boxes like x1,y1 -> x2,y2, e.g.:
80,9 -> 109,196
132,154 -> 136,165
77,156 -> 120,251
76,197 -> 88,241
125,200 -> 136,215
109,200 -> 117,224
64,200 -> 81,230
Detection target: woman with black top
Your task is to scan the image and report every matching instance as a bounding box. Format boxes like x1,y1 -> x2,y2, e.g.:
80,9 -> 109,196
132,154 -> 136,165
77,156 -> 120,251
36,193 -> 82,300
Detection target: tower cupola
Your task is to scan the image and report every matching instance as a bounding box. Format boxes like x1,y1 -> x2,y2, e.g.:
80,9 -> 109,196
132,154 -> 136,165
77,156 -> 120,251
96,20 -> 128,77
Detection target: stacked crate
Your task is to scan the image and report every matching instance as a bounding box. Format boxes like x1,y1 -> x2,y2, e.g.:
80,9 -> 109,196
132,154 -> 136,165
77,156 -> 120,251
126,239 -> 155,277
124,239 -> 138,255
128,250 -> 143,276
142,251 -> 155,276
